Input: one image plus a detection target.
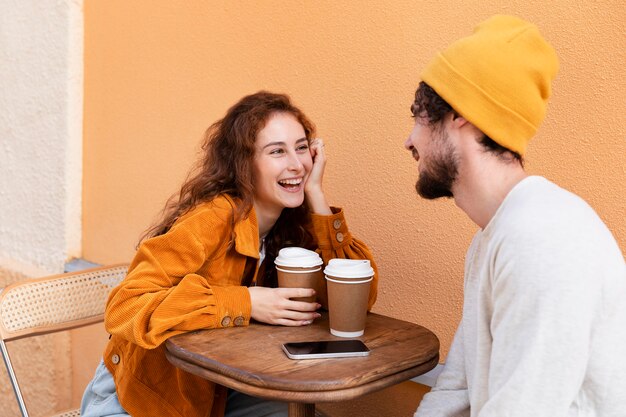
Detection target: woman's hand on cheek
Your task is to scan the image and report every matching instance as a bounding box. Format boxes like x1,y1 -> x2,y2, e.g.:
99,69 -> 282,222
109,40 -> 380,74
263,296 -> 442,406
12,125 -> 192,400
304,138 -> 332,215
304,138 -> 326,195
248,287 -> 321,326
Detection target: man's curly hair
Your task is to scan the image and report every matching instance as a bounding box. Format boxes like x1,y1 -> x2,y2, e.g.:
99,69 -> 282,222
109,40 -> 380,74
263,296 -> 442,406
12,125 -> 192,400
411,81 -> 453,125
411,81 -> 523,164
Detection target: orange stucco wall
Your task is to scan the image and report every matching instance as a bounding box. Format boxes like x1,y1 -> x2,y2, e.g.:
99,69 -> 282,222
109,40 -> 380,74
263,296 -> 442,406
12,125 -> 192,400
81,1 -> 625,414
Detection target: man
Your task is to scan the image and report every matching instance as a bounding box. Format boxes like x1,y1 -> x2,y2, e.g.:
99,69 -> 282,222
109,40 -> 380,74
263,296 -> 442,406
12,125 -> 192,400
405,15 -> 626,416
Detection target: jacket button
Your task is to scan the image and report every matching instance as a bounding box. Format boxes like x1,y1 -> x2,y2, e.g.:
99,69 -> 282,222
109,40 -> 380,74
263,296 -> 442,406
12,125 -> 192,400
111,354 -> 120,365
333,219 -> 342,230
336,232 -> 344,243
221,316 -> 231,327
234,316 -> 245,326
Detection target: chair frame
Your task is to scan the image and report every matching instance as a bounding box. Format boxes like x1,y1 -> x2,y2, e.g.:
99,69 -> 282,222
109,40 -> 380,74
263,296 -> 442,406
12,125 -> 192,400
0,264 -> 128,417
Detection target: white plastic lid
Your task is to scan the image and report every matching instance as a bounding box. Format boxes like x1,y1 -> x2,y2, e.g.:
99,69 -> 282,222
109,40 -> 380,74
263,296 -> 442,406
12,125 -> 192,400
274,247 -> 323,268
323,258 -> 374,279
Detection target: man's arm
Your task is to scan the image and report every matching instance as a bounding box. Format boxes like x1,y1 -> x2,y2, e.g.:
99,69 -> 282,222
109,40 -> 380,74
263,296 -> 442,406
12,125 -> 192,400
415,324 -> 470,417
477,223 -> 602,416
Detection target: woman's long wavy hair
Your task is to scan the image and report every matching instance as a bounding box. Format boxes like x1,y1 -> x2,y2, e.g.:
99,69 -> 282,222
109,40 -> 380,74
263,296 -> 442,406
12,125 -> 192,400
140,91 -> 317,286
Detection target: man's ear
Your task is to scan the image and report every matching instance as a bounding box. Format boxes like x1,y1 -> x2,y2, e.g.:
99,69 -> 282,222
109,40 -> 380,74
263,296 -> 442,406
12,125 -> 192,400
450,112 -> 470,128
446,112 -> 484,149
449,112 -> 483,139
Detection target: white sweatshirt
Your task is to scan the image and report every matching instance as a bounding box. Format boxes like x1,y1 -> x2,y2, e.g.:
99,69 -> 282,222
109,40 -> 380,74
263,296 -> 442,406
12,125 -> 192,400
415,176 -> 626,417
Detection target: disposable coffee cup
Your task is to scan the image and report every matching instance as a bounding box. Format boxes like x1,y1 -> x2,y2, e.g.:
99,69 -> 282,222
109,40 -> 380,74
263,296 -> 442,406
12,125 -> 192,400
275,247 -> 324,304
324,259 -> 374,338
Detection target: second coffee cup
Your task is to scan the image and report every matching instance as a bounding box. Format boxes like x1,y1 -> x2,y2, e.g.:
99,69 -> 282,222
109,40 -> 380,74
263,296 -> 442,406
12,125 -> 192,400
324,259 -> 374,337
275,247 -> 324,303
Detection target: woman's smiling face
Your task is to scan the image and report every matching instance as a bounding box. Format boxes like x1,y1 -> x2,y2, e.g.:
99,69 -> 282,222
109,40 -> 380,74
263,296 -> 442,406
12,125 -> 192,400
252,112 -> 313,219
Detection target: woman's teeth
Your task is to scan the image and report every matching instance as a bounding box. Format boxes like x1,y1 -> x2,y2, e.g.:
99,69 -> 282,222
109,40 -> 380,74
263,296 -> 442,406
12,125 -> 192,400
279,179 -> 301,185
278,179 -> 302,189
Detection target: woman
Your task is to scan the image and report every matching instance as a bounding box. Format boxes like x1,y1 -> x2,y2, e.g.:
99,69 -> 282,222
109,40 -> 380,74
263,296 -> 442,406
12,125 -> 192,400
81,91 -> 378,417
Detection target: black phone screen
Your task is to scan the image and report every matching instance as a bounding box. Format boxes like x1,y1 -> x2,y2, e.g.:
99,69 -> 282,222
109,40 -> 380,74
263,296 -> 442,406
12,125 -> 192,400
282,340 -> 370,359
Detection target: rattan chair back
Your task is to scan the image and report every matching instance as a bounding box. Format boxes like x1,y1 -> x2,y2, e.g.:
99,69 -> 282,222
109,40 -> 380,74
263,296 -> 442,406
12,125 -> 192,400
0,264 -> 128,417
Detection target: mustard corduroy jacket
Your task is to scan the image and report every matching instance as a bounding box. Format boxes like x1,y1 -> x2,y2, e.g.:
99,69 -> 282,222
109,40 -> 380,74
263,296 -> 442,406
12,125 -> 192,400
102,195 -> 378,417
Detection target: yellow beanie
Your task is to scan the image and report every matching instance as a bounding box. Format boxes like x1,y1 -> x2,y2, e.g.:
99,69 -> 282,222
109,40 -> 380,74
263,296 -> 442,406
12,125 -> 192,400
421,15 -> 559,155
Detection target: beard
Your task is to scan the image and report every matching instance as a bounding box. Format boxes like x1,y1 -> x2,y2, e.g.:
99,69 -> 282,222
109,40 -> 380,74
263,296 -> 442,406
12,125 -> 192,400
415,133 -> 458,200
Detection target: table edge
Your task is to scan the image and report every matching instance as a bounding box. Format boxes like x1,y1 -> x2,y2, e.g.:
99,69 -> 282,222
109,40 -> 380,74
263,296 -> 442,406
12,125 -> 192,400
166,350 -> 439,403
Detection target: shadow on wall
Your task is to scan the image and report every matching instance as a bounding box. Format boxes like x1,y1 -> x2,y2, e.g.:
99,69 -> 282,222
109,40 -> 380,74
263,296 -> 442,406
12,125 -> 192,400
0,268 -> 74,417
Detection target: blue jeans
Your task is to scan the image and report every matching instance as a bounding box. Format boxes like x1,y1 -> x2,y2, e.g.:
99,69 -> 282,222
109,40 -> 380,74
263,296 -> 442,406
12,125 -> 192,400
81,359 -> 288,417
225,389 -> 288,417
80,360 -> 129,417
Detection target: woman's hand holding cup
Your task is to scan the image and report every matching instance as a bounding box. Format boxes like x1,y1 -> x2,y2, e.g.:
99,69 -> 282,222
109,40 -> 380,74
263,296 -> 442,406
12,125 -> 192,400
248,287 -> 321,326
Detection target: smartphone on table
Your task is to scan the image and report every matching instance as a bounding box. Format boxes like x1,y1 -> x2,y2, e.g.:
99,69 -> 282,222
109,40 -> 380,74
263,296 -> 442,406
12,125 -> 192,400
282,340 -> 370,359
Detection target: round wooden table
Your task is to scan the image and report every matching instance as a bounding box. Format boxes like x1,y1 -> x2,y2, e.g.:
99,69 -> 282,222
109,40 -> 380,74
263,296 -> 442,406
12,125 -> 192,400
165,312 -> 439,417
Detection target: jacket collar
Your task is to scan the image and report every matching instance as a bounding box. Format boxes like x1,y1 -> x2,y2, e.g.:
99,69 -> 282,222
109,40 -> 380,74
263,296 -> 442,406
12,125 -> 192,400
223,195 -> 260,259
